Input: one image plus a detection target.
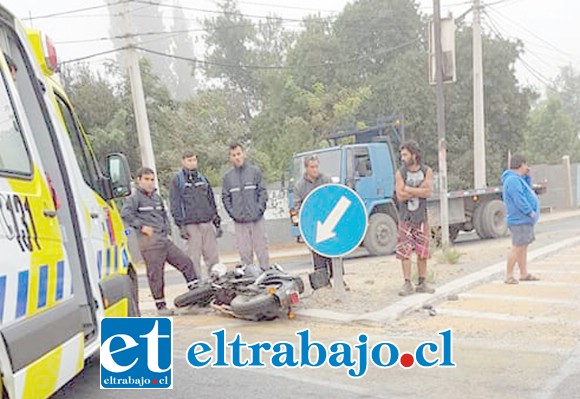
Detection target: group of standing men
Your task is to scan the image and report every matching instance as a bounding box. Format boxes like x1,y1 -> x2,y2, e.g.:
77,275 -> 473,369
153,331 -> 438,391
122,136 -> 541,315
121,143 -> 270,315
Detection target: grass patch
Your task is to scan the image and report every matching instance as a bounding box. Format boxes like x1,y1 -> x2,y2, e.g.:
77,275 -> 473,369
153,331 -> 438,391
436,247 -> 464,264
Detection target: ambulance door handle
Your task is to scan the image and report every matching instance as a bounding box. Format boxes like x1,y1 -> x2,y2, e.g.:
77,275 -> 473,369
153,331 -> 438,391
43,209 -> 57,218
90,212 -> 100,219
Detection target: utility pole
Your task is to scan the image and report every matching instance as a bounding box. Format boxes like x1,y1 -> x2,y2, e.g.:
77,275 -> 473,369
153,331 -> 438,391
122,0 -> 158,181
473,0 -> 486,188
433,0 -> 450,247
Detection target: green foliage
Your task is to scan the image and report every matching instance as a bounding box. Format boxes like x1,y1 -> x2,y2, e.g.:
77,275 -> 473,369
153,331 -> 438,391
61,0 -> 574,196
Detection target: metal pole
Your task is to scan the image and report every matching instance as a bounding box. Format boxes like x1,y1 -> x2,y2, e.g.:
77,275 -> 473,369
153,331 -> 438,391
473,0 -> 486,188
331,258 -> 345,298
122,0 -> 158,181
433,0 -> 450,247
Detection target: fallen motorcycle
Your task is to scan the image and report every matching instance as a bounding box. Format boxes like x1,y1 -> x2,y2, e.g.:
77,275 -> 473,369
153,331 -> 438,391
174,264 -> 304,321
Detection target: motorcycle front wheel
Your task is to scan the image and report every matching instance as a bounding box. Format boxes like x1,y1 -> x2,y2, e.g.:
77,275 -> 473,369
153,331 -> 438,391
174,284 -> 214,308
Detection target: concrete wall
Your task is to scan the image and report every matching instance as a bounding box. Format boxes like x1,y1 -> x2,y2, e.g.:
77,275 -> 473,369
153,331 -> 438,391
127,183 -> 294,263
530,163 -> 580,210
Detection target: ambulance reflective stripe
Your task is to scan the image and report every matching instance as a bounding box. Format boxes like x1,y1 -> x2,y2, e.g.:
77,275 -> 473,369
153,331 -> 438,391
114,245 -> 118,272
13,332 -> 84,399
37,265 -> 48,308
97,250 -> 102,279
122,248 -> 129,268
0,260 -> 70,323
0,276 -> 6,323
56,260 -> 64,300
97,245 -> 129,280
16,271 -> 28,318
106,248 -> 111,277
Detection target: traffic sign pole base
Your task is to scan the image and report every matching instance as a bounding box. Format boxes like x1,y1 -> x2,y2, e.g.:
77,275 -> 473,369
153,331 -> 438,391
332,257 -> 345,299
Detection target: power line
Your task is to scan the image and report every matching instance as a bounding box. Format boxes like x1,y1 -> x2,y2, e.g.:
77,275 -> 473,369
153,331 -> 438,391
482,11 -> 553,87
60,47 -> 128,65
485,5 -> 579,61
202,0 -> 339,14
23,1 -> 124,20
135,37 -> 420,69
131,0 -> 332,23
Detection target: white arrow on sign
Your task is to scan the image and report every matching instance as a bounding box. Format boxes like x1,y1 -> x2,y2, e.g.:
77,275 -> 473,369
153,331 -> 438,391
316,196 -> 352,244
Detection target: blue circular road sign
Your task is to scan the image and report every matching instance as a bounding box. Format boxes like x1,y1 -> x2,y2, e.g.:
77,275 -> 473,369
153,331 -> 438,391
299,184 -> 368,258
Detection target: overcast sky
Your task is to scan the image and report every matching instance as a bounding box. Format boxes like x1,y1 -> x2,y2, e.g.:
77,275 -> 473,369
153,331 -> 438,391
3,0 -> 579,91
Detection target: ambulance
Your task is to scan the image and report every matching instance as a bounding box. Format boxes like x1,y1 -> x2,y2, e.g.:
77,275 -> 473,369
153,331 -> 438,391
0,4 -> 138,398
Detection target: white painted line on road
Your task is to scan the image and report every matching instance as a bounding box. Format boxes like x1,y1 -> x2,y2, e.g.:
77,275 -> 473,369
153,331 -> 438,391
460,292 -> 579,307
489,280 -> 580,288
533,342 -> 580,399
362,332 -> 574,356
532,270 -> 580,275
435,308 -> 580,328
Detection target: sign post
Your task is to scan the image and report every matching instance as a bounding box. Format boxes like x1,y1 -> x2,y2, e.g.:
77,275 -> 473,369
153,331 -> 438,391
299,184 -> 368,298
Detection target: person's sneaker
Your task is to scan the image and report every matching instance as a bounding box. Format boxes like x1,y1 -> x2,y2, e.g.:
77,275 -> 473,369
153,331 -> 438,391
157,306 -> 175,316
415,282 -> 435,294
398,281 -> 414,296
187,279 -> 200,290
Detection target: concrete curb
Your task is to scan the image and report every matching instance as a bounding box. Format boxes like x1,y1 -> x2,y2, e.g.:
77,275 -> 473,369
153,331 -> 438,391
294,235 -> 580,326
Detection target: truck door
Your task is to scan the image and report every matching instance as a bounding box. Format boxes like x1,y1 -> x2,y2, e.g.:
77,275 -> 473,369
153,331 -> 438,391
346,146 -> 377,205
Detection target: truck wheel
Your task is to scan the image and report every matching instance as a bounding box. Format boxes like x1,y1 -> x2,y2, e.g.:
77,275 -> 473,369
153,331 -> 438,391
482,200 -> 507,238
230,293 -> 279,321
430,225 -> 460,246
364,213 -> 398,256
473,203 -> 488,239
174,284 -> 214,308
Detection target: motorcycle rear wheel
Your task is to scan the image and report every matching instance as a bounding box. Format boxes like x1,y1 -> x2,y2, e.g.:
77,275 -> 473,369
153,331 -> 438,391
230,293 -> 279,321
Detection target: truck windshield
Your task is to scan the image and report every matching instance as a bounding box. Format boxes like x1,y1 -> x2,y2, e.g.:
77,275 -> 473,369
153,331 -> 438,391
292,149 -> 341,183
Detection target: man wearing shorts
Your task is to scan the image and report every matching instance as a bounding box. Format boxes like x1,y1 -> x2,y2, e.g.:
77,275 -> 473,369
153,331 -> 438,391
395,140 -> 435,296
501,155 -> 540,284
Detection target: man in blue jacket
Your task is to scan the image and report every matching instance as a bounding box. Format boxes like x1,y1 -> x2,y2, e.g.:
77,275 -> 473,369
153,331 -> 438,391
501,155 -> 540,284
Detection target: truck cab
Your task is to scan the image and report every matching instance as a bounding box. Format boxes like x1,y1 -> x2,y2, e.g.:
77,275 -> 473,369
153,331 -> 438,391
289,122 -> 403,256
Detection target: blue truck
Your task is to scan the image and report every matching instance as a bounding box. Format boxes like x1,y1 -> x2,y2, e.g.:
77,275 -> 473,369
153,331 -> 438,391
287,120 -> 546,256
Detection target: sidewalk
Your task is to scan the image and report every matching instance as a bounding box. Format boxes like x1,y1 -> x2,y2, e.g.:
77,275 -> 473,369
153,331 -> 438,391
136,209 -> 580,319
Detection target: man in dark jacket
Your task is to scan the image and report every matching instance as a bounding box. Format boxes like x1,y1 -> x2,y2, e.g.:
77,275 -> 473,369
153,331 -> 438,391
292,155 -> 335,288
221,143 -> 270,268
170,150 -> 221,279
121,167 -> 199,316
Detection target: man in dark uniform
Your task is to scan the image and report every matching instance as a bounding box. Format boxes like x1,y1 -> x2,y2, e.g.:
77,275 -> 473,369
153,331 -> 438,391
122,167 -> 199,315
170,150 -> 221,279
222,143 -> 270,269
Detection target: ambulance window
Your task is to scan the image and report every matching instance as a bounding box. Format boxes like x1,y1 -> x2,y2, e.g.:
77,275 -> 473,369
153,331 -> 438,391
54,94 -> 99,189
0,69 -> 31,177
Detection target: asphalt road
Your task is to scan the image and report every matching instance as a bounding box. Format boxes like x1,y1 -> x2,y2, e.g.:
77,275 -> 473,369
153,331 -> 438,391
53,214 -> 580,399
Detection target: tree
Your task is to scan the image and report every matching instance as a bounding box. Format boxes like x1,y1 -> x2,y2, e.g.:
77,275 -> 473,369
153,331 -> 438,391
526,95 -> 580,164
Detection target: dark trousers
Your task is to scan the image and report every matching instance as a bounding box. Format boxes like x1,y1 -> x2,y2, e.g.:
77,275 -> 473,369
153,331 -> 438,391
312,252 -> 344,277
141,238 -> 198,307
